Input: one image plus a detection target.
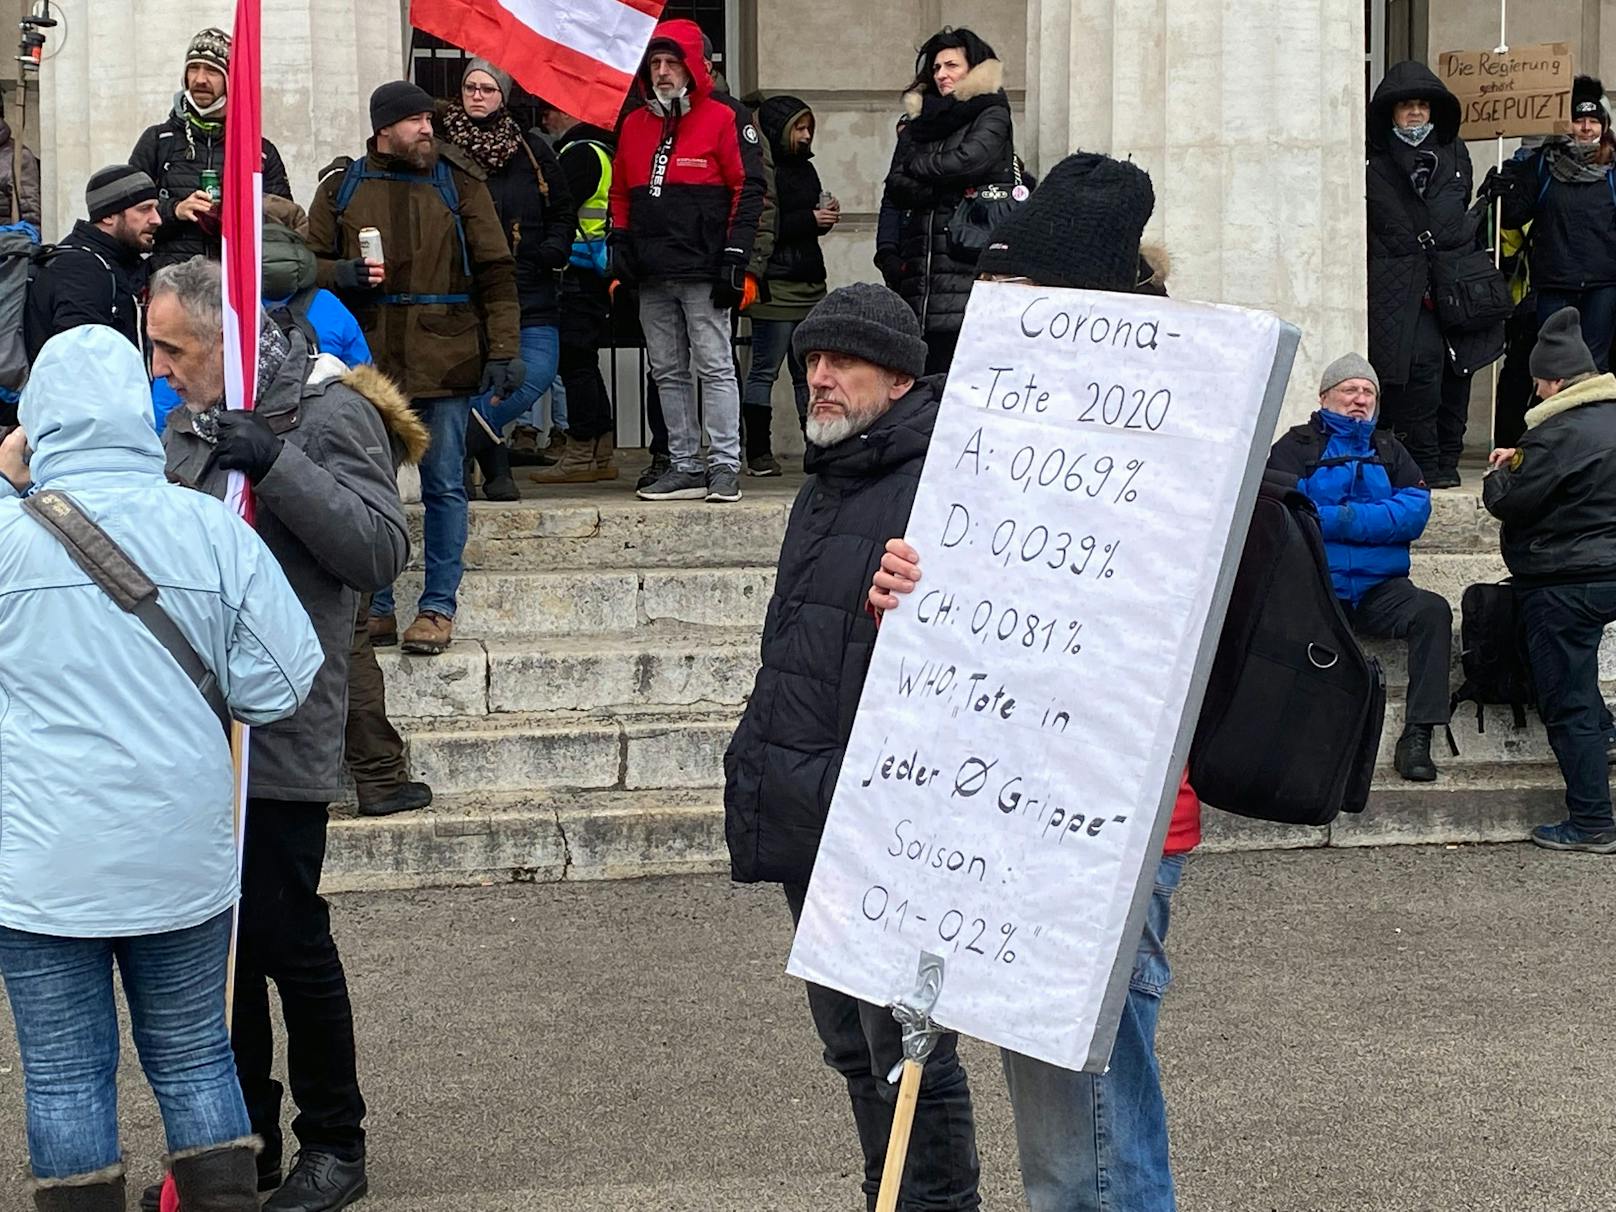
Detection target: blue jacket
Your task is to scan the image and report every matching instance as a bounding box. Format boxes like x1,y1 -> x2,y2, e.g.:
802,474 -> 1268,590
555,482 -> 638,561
153,288 -> 371,432
1267,410 -> 1431,606
0,327 -> 323,938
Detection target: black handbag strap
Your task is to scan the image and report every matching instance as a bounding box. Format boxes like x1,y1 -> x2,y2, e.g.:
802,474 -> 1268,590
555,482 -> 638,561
22,490 -> 231,734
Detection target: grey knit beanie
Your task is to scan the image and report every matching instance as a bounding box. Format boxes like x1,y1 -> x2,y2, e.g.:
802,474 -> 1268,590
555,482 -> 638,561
1530,307 -> 1599,381
1318,352 -> 1380,397
462,58 -> 513,104
792,283 -> 928,379
369,80 -> 436,133
86,164 -> 158,222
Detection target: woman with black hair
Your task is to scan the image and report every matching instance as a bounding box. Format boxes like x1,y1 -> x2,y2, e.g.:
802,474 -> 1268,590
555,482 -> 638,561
876,27 -> 1014,375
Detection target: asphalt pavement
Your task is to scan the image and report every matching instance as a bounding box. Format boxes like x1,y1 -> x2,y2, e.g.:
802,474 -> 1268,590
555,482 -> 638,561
0,843 -> 1609,1211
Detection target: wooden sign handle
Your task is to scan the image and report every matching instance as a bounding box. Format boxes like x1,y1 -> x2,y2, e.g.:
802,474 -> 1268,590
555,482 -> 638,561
874,1059 -> 926,1212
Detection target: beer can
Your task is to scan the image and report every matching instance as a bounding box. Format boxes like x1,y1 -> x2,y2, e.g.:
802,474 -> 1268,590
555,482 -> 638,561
200,169 -> 221,203
359,227 -> 384,265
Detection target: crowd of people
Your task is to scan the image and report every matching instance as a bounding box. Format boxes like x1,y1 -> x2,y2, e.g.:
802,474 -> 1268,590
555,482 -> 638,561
0,16 -> 1614,1212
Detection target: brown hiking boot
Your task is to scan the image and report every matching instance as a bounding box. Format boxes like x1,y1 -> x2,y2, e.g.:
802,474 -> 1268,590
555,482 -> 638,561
401,611 -> 453,655
593,432 -> 620,481
530,436 -> 599,484
366,614 -> 398,647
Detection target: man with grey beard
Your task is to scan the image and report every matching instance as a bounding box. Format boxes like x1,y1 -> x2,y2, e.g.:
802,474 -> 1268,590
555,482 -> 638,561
724,283 -> 982,1212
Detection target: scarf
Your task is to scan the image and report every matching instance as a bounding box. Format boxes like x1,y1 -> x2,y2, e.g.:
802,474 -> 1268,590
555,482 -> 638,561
195,320 -> 291,442
439,103 -> 523,173
1545,135 -> 1613,184
1392,122 -> 1434,147
901,88 -> 1008,145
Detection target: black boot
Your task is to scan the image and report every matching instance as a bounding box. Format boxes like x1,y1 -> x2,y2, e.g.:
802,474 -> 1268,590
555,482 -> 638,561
1394,724 -> 1438,782
465,415 -> 518,502
34,1165 -> 125,1211
142,1158 -> 281,1211
169,1140 -> 262,1212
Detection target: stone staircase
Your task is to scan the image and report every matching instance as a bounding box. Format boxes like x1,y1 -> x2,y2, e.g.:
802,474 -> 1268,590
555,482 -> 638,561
324,465 -> 1573,892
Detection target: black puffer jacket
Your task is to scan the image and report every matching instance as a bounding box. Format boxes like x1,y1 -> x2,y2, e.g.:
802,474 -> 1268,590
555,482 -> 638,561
878,60 -> 1013,338
1366,61 -> 1497,385
757,95 -> 826,285
129,96 -> 292,271
1483,372 -> 1616,586
725,378 -> 941,885
23,221 -> 146,368
443,106 -> 576,328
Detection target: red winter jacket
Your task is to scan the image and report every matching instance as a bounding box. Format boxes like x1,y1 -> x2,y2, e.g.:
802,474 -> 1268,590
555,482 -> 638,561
610,18 -> 766,282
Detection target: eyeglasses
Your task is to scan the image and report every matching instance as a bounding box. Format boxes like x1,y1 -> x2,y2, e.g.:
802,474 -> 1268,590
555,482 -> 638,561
463,83 -> 501,96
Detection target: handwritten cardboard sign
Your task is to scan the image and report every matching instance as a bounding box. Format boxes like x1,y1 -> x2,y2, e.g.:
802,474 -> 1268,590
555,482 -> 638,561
1438,42 -> 1573,140
787,281 -> 1297,1073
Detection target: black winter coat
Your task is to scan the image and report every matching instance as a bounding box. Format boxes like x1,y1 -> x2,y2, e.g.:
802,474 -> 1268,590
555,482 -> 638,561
1366,61 -> 1499,385
129,98 -> 292,272
878,60 -> 1014,339
23,221 -> 146,366
1483,373 -> 1616,586
725,379 -> 941,885
757,96 -> 826,285
471,121 -> 576,328
1499,140 -> 1616,291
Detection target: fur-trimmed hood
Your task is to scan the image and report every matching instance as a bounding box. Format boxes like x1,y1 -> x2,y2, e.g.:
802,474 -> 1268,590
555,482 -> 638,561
1138,242 -> 1172,294
1524,371 -> 1616,429
904,58 -> 1004,118
340,362 -> 430,465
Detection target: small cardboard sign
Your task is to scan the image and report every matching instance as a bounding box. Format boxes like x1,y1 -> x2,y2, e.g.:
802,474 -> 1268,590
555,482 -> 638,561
1438,42 -> 1574,140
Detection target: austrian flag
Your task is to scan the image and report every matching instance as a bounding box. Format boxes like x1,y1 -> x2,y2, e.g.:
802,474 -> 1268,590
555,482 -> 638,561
409,0 -> 668,129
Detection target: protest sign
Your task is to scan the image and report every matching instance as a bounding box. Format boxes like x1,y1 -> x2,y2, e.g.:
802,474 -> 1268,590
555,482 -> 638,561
787,281 -> 1297,1073
1438,43 -> 1573,140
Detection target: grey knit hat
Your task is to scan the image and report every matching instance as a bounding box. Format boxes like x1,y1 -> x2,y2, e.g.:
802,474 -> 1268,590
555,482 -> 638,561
1530,307 -> 1599,381
1319,352 -> 1381,397
792,284 -> 928,379
462,58 -> 513,104
86,164 -> 158,222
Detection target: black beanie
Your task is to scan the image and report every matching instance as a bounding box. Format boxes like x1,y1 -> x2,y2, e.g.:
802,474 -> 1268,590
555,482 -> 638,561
1572,75 -> 1608,127
370,81 -> 437,133
1530,307 -> 1599,381
85,164 -> 158,222
792,283 -> 928,379
977,152 -> 1155,292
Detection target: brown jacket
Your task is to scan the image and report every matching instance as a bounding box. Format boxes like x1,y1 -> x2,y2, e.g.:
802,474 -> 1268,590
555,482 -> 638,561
0,122 -> 41,229
307,139 -> 519,400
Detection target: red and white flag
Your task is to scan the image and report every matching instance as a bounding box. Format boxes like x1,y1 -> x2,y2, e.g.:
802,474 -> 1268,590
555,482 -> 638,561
221,0 -> 263,525
410,0 -> 667,129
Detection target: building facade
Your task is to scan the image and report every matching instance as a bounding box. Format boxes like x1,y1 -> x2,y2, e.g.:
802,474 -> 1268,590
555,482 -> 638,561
27,0 -> 1613,437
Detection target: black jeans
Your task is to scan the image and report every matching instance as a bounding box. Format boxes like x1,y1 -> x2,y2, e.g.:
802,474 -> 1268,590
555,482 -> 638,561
1520,583 -> 1616,831
558,338 -> 613,443
784,884 -> 981,1211
1378,306 -> 1471,476
1346,577 -> 1453,727
234,800 -> 367,1167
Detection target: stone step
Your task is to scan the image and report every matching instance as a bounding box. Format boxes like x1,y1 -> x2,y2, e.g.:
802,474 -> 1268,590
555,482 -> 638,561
406,495 -> 793,573
388,567 -> 776,639
318,766 -> 1571,894
376,628 -> 760,719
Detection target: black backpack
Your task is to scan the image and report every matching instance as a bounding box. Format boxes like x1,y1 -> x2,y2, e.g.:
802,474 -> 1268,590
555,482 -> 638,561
1450,581 -> 1534,729
1191,471 -> 1387,826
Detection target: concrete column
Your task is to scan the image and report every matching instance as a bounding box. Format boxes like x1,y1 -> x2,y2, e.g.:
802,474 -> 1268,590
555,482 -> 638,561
1026,0 -> 1367,428
39,0 -> 403,241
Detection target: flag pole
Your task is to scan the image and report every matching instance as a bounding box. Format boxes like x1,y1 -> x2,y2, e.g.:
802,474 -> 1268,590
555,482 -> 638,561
1490,1 -> 1507,450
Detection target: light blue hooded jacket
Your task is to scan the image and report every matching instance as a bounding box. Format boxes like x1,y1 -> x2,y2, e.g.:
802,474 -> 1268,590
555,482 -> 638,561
0,326 -> 323,938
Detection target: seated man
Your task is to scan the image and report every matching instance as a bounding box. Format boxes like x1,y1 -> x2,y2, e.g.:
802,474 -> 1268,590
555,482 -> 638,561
1269,353 -> 1451,782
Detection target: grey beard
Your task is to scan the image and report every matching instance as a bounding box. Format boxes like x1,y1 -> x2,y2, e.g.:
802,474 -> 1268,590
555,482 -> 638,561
806,405 -> 880,448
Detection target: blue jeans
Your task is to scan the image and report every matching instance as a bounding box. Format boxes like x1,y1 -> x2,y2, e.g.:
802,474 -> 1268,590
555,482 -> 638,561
1538,288 -> 1616,374
374,397 -> 468,620
472,324 -> 560,433
549,375 -> 569,433
639,280 -> 742,473
742,318 -> 809,457
1520,583 -> 1616,831
0,910 -> 249,1179
1001,853 -> 1185,1212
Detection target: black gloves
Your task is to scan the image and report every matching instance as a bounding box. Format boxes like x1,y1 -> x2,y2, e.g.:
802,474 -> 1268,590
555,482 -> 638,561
205,409 -> 284,483
608,236 -> 637,285
480,358 -> 528,399
712,252 -> 748,311
332,257 -> 379,292
1477,166 -> 1518,203
875,249 -> 904,290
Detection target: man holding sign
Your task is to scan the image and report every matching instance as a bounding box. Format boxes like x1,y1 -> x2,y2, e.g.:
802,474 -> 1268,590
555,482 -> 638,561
725,283 -> 984,1210
869,152 -> 1202,1212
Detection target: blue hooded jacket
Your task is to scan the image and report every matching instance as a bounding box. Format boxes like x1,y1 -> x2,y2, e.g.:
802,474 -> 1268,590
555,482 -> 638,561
1267,409 -> 1432,606
0,327 -> 323,938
